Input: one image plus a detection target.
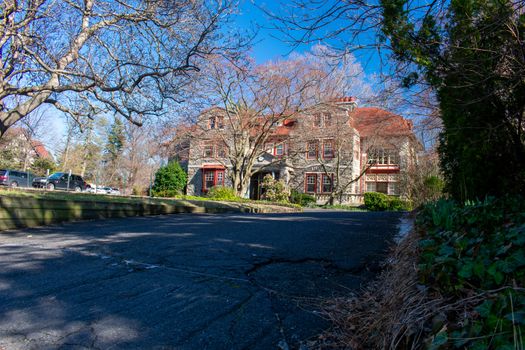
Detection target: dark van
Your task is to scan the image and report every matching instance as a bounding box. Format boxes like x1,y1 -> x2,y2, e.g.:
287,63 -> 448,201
0,169 -> 35,188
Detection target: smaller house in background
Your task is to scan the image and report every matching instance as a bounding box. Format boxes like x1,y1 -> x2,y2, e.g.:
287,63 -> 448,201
170,97 -> 422,205
0,127 -> 53,171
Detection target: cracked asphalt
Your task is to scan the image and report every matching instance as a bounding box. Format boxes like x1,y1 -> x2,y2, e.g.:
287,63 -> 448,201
0,210 -> 403,350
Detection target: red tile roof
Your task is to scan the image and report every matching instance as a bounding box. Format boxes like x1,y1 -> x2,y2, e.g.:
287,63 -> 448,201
201,164 -> 225,169
352,107 -> 414,137
272,125 -> 293,136
30,140 -> 51,159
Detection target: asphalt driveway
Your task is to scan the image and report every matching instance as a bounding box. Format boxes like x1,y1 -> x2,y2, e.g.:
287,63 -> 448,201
0,210 -> 403,350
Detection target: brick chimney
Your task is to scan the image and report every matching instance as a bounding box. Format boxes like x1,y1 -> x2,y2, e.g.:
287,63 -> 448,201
332,96 -> 357,111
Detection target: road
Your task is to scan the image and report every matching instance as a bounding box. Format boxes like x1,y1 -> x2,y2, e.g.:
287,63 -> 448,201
0,210 -> 403,350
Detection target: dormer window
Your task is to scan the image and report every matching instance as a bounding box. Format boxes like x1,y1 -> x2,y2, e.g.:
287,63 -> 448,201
313,114 -> 322,127
313,113 -> 332,128
203,144 -> 214,157
323,113 -> 332,127
208,117 -> 216,129
208,116 -> 224,129
275,144 -> 284,156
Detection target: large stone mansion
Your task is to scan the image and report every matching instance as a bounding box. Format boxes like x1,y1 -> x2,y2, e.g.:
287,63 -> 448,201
171,97 -> 421,205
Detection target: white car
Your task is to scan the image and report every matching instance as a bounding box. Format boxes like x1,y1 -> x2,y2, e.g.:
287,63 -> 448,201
98,186 -> 112,194
109,187 -> 121,195
87,185 -> 120,195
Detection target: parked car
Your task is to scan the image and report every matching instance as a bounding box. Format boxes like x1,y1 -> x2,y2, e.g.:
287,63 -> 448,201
85,184 -> 96,193
83,185 -> 120,195
32,172 -> 88,191
96,186 -> 112,194
0,169 -> 35,188
109,188 -> 121,195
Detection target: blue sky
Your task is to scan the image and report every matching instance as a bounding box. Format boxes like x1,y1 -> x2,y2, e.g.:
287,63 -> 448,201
44,0 -> 390,154
234,1 -> 297,63
233,1 -> 382,74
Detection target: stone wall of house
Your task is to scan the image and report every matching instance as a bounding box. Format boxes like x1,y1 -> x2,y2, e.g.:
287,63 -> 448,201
283,107 -> 362,204
185,135 -> 232,196
174,102 -> 420,204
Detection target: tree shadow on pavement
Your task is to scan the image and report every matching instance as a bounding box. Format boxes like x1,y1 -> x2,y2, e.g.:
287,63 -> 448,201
0,211 -> 403,349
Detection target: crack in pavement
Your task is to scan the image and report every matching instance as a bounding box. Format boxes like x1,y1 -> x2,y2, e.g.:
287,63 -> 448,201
0,211 -> 403,349
172,291 -> 257,347
245,256 -> 383,277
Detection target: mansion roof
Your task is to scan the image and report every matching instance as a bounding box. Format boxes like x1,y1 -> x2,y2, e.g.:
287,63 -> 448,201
170,101 -> 417,142
352,107 -> 414,137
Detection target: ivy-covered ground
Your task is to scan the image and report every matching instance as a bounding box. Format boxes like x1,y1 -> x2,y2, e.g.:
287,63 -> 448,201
316,196 -> 525,349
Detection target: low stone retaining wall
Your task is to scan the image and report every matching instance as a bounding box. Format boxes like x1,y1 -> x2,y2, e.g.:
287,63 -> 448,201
0,195 -> 300,231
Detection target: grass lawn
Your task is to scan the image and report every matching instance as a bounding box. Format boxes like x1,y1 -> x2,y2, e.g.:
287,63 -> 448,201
0,188 -> 301,209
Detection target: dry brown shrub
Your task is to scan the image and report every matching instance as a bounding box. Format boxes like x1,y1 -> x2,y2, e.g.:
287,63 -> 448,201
313,228 -> 446,350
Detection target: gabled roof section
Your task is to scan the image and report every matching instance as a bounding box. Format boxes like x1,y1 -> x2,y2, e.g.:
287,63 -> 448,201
199,106 -> 226,115
30,140 -> 51,159
303,101 -> 352,113
352,107 -> 414,137
2,127 -> 52,159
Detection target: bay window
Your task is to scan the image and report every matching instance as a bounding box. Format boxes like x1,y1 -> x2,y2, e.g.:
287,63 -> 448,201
202,169 -> 225,192
367,149 -> 399,165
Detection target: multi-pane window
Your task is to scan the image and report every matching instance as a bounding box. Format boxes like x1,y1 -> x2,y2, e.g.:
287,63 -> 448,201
217,146 -> 227,158
365,174 -> 400,195
376,182 -> 388,194
203,169 -> 225,191
313,113 -> 331,128
321,174 -> 333,193
217,116 -> 224,129
307,141 -> 318,159
313,114 -> 322,127
208,117 -> 216,129
204,171 -> 215,190
389,182 -> 399,195
275,144 -> 284,156
323,140 -> 334,159
203,144 -> 214,157
304,173 -> 334,193
367,149 -> 399,165
305,174 -> 317,193
323,113 -> 332,127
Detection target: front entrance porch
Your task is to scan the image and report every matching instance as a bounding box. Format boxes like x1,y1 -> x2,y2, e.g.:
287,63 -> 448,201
249,171 -> 279,200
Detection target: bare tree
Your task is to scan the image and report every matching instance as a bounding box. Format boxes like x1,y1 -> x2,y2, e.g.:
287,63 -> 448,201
267,0 -> 441,147
0,0 -> 243,138
121,121 -> 161,195
186,48 -> 368,197
0,107 -> 54,171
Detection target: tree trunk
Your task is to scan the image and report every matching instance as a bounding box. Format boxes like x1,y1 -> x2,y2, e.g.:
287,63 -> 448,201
0,113 -> 20,141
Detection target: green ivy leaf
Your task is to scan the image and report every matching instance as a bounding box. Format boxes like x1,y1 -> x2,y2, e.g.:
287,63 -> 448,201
429,329 -> 448,349
458,263 -> 473,279
476,300 -> 493,318
504,311 -> 525,324
473,261 -> 485,278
